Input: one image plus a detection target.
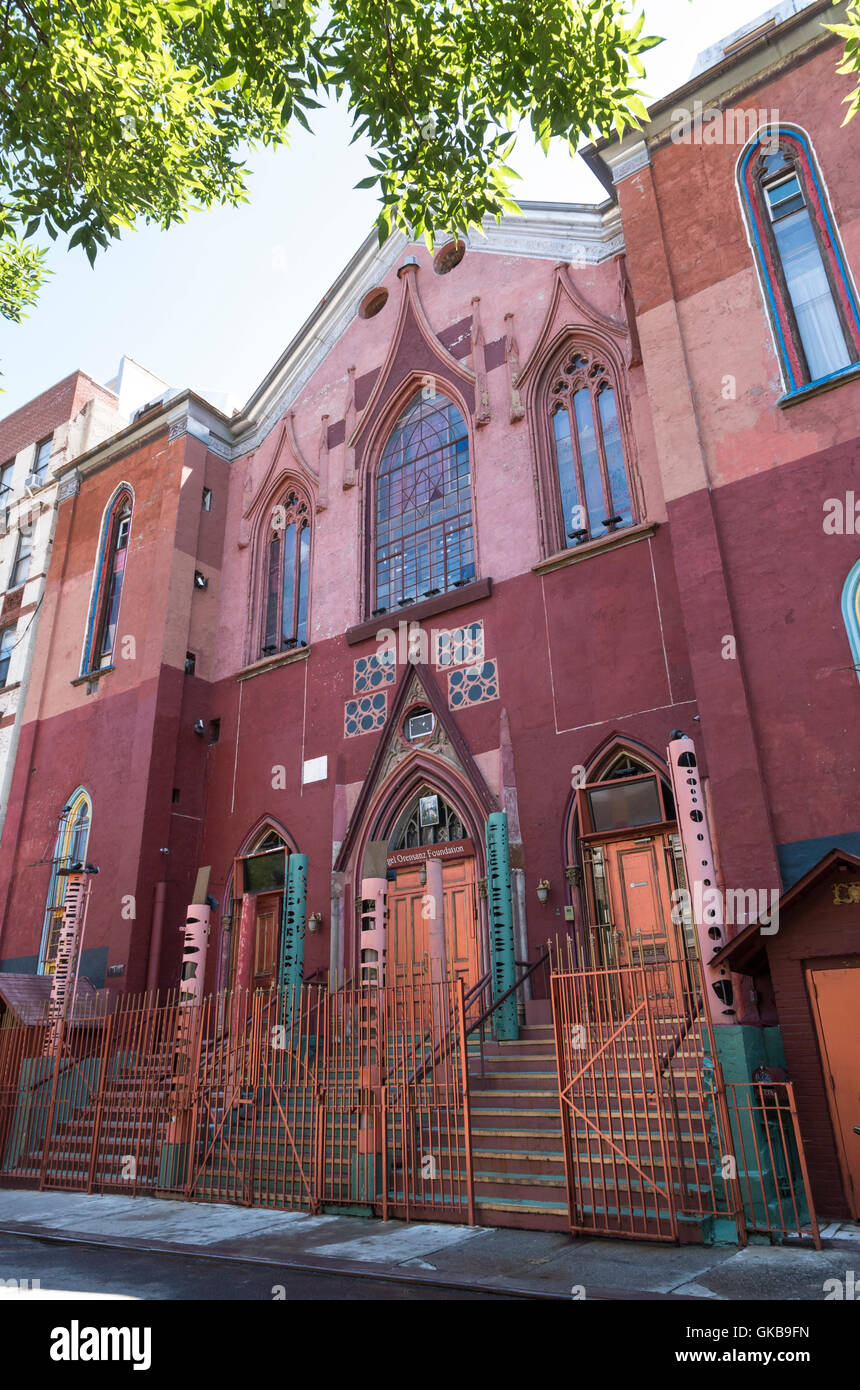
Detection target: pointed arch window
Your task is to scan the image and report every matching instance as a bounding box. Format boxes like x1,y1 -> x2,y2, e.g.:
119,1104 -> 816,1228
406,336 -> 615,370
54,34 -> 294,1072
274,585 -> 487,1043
740,130 -> 860,392
548,349 -> 635,549
373,390 -> 474,615
82,488 -> 132,673
387,786 -> 467,849
262,491 -> 310,657
842,558 -> 860,688
566,748 -> 697,970
39,790 -> 91,974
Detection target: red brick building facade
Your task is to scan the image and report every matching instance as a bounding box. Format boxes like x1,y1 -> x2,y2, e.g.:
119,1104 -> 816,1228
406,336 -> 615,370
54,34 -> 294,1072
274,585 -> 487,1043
0,2 -> 858,1224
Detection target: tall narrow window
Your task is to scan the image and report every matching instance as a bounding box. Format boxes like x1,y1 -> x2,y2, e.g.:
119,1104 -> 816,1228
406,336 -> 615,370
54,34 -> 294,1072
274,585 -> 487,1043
10,528 -> 32,589
0,624 -> 15,686
549,351 -> 634,548
740,130 -> 860,392
261,491 -> 310,657
842,557 -> 860,689
0,460 -> 14,508
374,390 -> 474,614
39,790 -> 91,974
31,437 -> 52,486
82,487 -> 133,674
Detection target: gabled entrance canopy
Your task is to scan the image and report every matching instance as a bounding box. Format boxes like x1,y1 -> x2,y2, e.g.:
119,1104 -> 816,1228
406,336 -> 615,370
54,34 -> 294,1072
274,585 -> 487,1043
334,660 -> 497,876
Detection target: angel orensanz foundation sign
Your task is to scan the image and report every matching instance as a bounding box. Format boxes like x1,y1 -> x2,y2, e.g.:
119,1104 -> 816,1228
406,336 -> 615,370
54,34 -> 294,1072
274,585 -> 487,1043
386,839 -> 474,869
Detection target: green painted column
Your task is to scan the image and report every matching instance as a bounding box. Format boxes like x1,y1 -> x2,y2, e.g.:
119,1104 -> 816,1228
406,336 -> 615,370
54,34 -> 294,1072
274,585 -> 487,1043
486,811 -> 518,1041
279,853 -> 307,1031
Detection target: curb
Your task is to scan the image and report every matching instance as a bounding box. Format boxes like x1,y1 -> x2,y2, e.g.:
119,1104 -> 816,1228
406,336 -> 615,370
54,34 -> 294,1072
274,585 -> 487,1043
0,1222 -> 705,1301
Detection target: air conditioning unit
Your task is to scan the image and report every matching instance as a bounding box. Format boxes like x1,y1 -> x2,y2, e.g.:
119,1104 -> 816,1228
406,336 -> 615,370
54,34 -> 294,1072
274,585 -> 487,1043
24,473 -> 40,489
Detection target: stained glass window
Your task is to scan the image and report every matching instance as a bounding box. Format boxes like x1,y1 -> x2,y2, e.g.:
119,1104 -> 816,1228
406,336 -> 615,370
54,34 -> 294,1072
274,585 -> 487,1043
82,488 -> 133,674
549,352 -> 634,548
374,391 -> 474,613
262,492 -> 310,657
96,502 -> 131,665
40,791 -> 92,974
388,788 -> 466,848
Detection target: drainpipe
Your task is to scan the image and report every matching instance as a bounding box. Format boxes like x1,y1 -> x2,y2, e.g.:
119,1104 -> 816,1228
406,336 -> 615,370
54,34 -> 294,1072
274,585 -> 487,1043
329,873 -> 345,988
511,867 -> 530,1005
146,882 -> 167,995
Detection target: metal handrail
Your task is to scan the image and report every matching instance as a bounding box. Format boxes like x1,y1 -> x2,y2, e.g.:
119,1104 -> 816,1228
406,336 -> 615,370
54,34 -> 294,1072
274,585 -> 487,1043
464,952 -> 549,1039
409,952 -> 549,1086
465,951 -> 550,1080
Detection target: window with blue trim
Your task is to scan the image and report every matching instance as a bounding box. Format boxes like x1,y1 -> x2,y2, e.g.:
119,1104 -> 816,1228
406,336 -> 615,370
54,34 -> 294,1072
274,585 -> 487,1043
739,130 -> 860,393
82,489 -> 132,674
39,790 -> 91,974
842,558 -> 860,688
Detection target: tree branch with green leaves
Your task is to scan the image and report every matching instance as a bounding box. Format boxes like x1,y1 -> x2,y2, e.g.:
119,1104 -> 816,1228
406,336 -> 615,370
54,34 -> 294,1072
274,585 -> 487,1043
827,0 -> 860,123
0,0 -> 664,321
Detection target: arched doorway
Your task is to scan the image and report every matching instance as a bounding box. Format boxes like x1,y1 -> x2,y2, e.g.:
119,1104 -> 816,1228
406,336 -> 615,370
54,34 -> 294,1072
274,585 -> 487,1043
375,784 -> 483,991
568,744 -> 697,997
222,823 -> 293,993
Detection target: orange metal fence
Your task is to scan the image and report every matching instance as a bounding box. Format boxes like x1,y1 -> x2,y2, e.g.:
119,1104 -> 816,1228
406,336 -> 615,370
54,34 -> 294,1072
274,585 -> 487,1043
0,979 -> 473,1224
721,1080 -> 820,1248
550,955 -> 820,1247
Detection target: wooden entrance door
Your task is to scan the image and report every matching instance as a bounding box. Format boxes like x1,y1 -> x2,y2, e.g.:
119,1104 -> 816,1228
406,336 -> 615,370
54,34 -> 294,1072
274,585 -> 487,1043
252,891 -> 282,991
387,859 -> 480,991
597,835 -> 685,1004
808,965 -> 860,1218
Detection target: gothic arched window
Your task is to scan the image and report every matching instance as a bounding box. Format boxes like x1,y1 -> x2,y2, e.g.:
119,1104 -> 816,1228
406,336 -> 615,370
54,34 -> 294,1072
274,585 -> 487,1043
261,491 -> 310,657
373,390 -> 474,615
388,787 -> 467,849
548,349 -> 635,549
842,557 -> 860,689
82,487 -> 132,673
739,129 -> 860,392
39,789 -> 92,974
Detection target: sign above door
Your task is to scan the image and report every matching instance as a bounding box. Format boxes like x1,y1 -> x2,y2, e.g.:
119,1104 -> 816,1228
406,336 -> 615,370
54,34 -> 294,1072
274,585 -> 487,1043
387,838 -> 474,869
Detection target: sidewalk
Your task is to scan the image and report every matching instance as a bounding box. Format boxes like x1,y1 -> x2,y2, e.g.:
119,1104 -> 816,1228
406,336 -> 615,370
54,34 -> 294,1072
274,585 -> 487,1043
0,1190 -> 857,1300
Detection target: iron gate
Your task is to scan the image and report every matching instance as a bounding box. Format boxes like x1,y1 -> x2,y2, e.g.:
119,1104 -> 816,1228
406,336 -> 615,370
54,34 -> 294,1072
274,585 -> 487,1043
550,955 -> 820,1246
0,979 -> 474,1225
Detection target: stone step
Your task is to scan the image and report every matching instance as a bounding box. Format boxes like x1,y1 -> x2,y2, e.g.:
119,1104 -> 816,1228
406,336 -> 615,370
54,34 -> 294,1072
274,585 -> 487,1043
467,1104 -> 561,1127
473,1151 -> 566,1177
472,1127 -> 564,1150
474,1197 -> 569,1233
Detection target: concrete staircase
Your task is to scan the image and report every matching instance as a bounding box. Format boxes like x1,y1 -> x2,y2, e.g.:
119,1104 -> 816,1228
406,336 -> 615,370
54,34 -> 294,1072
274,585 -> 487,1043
11,1002 -> 714,1242
468,1022 -> 569,1232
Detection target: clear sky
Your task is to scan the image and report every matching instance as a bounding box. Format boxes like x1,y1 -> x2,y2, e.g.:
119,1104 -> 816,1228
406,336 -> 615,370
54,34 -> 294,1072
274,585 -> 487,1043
0,1 -> 807,417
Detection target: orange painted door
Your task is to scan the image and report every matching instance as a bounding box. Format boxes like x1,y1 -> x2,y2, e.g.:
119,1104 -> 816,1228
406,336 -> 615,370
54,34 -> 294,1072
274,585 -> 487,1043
808,967 -> 860,1218
602,837 -> 684,1003
386,860 -> 479,991
388,867 -> 428,987
252,891 -> 281,990
442,858 -> 480,992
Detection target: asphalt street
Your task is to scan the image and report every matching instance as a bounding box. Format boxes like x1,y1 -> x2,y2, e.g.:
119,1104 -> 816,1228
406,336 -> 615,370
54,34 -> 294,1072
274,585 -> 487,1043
0,1231 -> 525,1301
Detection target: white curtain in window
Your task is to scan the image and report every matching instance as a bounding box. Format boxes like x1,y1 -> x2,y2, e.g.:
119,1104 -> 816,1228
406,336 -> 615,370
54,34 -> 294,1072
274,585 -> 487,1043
774,209 -> 851,381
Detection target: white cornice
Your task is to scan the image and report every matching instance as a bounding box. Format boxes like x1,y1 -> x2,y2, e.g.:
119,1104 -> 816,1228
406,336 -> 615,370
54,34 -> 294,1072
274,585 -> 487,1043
605,142 -> 651,185
51,391 -> 232,483
229,202 -> 623,458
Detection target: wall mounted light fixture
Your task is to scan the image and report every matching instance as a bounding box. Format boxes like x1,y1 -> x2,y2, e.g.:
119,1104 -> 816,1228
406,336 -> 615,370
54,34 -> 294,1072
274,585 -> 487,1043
536,879 -> 551,905
308,912 -> 323,934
